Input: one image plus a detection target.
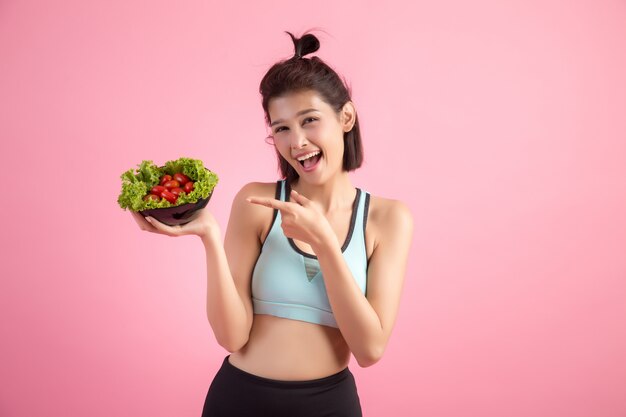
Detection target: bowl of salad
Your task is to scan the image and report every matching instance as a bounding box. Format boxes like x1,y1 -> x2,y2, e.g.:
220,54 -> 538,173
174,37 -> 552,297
117,157 -> 218,226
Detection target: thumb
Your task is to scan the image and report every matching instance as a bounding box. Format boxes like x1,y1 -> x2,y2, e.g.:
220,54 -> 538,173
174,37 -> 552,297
290,189 -> 310,206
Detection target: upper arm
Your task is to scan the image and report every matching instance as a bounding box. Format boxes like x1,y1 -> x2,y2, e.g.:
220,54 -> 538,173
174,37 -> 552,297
223,182 -> 267,334
365,200 -> 414,349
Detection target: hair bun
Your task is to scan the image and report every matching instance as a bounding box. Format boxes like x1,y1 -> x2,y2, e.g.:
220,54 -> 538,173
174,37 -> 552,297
285,31 -> 320,58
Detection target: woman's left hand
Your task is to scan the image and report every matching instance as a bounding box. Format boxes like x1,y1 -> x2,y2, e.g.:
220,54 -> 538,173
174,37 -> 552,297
247,189 -> 334,252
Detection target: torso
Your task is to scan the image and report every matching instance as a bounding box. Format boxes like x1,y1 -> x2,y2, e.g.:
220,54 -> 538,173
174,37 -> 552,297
229,181 -> 385,381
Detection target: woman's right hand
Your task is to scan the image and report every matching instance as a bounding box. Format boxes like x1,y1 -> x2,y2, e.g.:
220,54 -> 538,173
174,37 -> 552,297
130,208 -> 219,240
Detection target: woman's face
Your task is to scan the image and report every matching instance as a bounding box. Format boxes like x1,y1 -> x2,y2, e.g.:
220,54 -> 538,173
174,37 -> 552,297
267,89 -> 355,183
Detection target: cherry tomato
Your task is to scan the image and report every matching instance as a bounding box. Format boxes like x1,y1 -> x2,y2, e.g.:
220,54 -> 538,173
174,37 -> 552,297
170,187 -> 184,197
150,185 -> 166,195
159,174 -> 172,186
143,194 -> 160,202
173,172 -> 191,185
183,181 -> 194,193
163,180 -> 180,190
160,190 -> 177,204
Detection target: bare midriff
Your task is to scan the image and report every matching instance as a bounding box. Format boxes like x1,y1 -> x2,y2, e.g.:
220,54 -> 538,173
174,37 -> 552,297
228,313 -> 352,381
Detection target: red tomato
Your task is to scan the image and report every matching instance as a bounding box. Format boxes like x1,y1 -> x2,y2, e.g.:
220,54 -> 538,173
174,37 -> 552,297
163,180 -> 180,190
159,174 -> 172,186
150,185 -> 166,195
173,173 -> 191,185
143,194 -> 160,202
160,190 -> 177,204
170,187 -> 184,197
183,181 -> 194,193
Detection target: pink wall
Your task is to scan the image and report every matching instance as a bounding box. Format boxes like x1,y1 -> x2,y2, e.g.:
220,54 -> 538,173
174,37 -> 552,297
1,0 -> 625,416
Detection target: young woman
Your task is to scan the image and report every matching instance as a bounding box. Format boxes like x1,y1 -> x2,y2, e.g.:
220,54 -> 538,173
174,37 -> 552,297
132,31 -> 414,417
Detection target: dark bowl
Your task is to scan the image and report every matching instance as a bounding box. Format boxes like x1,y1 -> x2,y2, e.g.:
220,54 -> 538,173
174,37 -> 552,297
138,166 -> 215,226
138,191 -> 212,226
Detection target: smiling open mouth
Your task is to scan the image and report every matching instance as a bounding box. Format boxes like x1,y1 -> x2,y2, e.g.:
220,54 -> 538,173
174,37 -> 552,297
298,151 -> 323,169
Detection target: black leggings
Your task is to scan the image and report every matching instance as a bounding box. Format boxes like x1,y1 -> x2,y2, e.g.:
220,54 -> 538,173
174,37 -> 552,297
201,355 -> 363,417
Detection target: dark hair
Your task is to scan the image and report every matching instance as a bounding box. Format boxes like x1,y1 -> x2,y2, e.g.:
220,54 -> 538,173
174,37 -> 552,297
259,30 -> 364,183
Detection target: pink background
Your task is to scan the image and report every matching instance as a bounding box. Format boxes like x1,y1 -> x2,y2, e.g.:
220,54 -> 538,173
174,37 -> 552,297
1,0 -> 625,416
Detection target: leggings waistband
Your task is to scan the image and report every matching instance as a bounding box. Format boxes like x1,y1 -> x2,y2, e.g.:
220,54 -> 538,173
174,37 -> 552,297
222,355 -> 352,389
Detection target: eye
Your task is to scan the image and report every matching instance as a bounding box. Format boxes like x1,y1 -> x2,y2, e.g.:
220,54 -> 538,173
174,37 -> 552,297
274,117 -> 317,134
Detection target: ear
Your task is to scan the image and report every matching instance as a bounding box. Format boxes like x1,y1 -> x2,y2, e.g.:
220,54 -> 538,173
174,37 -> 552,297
340,101 -> 357,132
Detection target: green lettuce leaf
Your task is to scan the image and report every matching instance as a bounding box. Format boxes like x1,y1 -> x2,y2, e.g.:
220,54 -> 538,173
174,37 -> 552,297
117,157 -> 219,211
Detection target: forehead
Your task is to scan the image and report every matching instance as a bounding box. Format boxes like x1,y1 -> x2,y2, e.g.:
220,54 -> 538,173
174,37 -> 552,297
268,90 -> 332,122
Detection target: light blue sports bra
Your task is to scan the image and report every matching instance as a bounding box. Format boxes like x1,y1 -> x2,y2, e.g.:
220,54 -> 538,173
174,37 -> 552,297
251,179 -> 370,328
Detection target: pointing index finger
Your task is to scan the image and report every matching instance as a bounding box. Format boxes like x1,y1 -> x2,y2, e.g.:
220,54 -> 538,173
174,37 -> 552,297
246,196 -> 289,210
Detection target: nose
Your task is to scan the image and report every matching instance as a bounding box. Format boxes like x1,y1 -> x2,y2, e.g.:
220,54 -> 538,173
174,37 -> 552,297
289,125 -> 309,149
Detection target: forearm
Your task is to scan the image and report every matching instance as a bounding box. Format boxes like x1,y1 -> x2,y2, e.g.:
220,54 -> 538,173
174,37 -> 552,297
201,231 -> 250,351
313,239 -> 384,367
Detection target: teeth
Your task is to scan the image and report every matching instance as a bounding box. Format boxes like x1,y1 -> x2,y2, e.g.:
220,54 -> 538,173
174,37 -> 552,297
296,151 -> 321,161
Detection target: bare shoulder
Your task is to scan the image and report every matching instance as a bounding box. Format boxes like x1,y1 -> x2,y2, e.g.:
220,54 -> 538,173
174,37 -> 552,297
232,181 -> 281,241
366,193 -> 414,250
235,181 -> 278,200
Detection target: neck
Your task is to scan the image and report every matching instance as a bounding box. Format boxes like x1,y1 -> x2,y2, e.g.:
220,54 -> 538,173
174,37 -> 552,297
289,172 -> 356,215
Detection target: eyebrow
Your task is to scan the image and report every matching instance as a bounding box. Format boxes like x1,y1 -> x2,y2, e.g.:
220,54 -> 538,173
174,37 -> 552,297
270,108 -> 319,127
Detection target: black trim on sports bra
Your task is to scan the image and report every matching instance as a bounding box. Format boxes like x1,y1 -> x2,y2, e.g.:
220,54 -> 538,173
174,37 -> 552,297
363,192 -> 371,268
285,179 -> 361,259
259,180 -> 283,252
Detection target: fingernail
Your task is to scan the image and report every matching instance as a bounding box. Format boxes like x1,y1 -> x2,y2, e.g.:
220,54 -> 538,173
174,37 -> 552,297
292,190 -> 298,194
146,217 -> 152,222
246,198 -> 252,202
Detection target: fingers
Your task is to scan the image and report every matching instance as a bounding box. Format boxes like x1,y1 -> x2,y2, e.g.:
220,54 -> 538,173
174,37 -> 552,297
246,196 -> 289,210
246,191 -> 311,212
144,216 -> 182,235
131,211 -> 153,230
130,211 -> 180,236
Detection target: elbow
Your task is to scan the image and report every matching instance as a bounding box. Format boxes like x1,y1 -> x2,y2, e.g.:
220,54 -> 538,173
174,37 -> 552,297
214,325 -> 250,353
221,344 -> 238,354
218,335 -> 248,353
209,315 -> 252,353
217,338 -> 236,353
355,344 -> 385,368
